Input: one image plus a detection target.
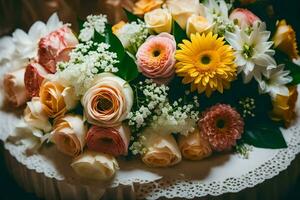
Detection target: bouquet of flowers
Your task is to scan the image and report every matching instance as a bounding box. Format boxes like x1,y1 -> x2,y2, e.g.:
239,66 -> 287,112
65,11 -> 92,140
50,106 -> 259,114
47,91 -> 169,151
1,0 -> 300,181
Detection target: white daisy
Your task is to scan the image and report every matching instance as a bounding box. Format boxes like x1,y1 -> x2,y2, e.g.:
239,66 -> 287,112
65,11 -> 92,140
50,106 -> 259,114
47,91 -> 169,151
225,22 -> 277,83
258,64 -> 292,98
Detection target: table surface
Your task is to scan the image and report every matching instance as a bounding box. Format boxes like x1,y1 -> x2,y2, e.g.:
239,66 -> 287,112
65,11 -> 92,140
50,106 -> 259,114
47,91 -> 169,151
0,143 -> 299,200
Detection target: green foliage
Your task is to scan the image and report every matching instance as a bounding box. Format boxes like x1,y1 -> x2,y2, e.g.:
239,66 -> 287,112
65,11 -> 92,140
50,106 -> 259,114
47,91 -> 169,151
116,53 -> 139,82
172,21 -> 188,45
123,8 -> 143,22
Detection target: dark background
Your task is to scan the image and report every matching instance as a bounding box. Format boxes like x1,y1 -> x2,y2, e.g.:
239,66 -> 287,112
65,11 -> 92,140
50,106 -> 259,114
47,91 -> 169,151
1,0 -> 300,199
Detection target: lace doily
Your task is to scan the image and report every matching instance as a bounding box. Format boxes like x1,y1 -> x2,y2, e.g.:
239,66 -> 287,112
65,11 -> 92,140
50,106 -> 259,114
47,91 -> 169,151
1,63 -> 300,200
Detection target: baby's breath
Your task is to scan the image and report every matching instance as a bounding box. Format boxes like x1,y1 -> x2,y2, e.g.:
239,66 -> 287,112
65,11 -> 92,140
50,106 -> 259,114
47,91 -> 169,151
79,14 -> 107,42
55,41 -> 119,96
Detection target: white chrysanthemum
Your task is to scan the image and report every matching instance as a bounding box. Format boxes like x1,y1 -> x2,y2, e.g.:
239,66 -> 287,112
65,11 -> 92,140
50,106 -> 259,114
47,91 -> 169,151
114,21 -> 148,54
258,64 -> 292,98
0,13 -> 63,69
203,0 -> 234,35
79,14 -> 107,42
225,22 -> 277,83
54,41 -> 119,96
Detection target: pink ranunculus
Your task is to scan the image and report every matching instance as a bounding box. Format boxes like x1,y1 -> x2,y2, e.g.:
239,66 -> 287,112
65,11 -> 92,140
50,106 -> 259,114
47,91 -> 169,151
229,8 -> 261,27
3,68 -> 28,107
38,25 -> 78,73
136,33 -> 176,84
86,124 -> 131,156
24,61 -> 49,98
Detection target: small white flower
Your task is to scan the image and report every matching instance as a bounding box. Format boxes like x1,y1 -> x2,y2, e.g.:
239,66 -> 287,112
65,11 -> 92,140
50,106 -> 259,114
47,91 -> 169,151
79,14 -> 107,42
225,22 -> 276,83
258,64 -> 292,98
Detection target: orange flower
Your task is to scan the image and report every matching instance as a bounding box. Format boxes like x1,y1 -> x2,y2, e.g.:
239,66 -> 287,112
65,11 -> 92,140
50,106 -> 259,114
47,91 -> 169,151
273,20 -> 299,59
133,0 -> 163,15
271,86 -> 298,127
39,81 -> 67,118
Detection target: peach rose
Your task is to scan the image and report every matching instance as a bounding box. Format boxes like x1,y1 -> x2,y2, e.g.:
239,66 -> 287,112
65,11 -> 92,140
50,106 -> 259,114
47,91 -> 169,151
51,114 -> 87,157
24,61 -> 49,98
142,130 -> 182,167
71,151 -> 119,180
178,128 -> 212,160
3,68 -> 28,107
86,124 -> 131,156
144,8 -> 172,34
81,73 -> 133,127
136,33 -> 176,84
133,0 -> 163,15
39,81 -> 78,118
229,8 -> 261,27
166,0 -> 204,29
186,15 -> 213,37
24,97 -> 52,132
38,26 -> 78,73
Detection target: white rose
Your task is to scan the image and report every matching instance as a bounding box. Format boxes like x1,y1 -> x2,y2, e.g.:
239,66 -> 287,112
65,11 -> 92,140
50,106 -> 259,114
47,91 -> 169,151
24,97 -> 52,132
51,114 -> 87,157
81,73 -> 133,127
166,0 -> 205,29
71,151 -> 119,180
186,15 -> 213,37
145,8 -> 172,33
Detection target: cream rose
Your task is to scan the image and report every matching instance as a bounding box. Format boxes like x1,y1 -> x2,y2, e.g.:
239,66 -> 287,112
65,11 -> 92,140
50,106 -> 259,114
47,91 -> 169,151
142,130 -> 182,167
81,73 -> 133,127
51,114 -> 87,157
166,0 -> 205,29
145,8 -> 172,33
71,151 -> 119,181
39,81 -> 78,118
186,15 -> 213,37
24,97 -> 52,132
3,68 -> 28,107
178,128 -> 212,161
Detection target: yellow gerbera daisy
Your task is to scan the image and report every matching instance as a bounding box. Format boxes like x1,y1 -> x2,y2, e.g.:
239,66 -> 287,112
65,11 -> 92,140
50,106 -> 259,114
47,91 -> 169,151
175,32 -> 237,97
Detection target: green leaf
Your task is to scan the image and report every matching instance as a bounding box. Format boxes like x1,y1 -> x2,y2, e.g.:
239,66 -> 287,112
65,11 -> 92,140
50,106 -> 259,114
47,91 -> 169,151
77,17 -> 85,31
93,31 -> 105,43
275,51 -> 300,85
243,124 -> 287,149
172,21 -> 187,45
116,52 -> 139,82
123,8 -> 142,22
105,24 -> 125,61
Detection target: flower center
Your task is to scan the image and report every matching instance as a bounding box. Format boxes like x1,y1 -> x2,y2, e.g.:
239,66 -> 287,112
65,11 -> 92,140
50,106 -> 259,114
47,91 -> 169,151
242,44 -> 254,59
216,119 -> 226,129
98,97 -> 113,111
101,137 -> 113,145
201,55 -> 211,64
153,50 -> 161,57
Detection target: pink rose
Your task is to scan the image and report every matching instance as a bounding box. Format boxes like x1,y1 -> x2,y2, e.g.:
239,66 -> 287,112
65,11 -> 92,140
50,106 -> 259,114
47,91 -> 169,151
229,8 -> 261,27
38,26 -> 78,73
3,68 -> 28,107
86,124 -> 131,156
24,61 -> 49,98
136,33 -> 176,84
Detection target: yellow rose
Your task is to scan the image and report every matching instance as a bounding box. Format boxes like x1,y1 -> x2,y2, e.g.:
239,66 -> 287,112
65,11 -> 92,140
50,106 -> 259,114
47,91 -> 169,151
273,20 -> 299,59
71,151 -> 119,180
271,86 -> 298,127
145,8 -> 172,33
133,0 -> 163,15
39,81 -> 78,118
178,128 -> 212,161
112,21 -> 126,35
141,129 -> 182,167
186,15 -> 213,37
166,0 -> 204,29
